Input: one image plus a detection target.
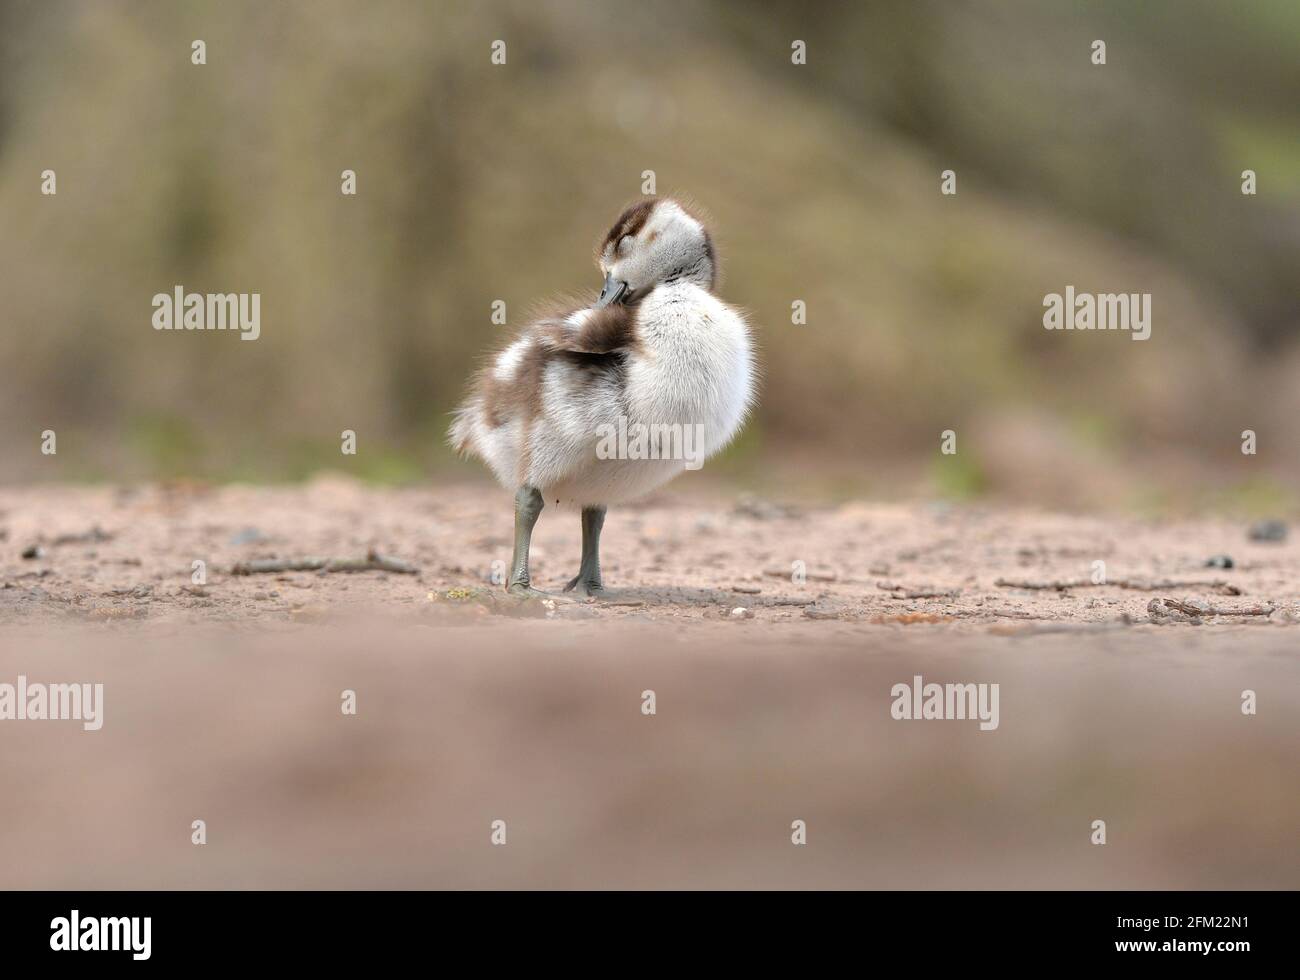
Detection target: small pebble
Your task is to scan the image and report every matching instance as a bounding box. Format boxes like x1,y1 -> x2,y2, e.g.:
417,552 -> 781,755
803,605 -> 840,621
228,527 -> 268,546
730,606 -> 753,619
1247,519 -> 1288,543
1205,554 -> 1234,569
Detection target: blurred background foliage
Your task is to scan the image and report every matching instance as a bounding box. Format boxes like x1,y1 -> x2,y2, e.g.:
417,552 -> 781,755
0,0 -> 1297,509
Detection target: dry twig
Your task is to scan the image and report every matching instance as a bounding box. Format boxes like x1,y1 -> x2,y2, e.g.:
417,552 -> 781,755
1149,597 -> 1274,619
996,576 -> 1240,595
875,580 -> 961,599
231,549 -> 418,576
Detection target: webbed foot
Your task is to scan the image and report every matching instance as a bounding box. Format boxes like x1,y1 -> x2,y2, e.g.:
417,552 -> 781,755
563,575 -> 607,599
507,582 -> 576,603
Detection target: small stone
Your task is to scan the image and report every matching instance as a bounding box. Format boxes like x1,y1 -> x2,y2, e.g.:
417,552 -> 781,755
21,544 -> 43,560
228,527 -> 268,546
730,606 -> 753,620
803,604 -> 840,621
1205,554 -> 1234,569
1247,520 -> 1288,543
733,494 -> 799,520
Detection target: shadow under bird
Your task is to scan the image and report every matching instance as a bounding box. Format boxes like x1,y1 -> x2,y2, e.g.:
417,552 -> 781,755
450,197 -> 757,599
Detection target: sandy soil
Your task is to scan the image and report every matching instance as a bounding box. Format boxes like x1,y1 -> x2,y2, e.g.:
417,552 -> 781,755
1,478 -> 1297,889
2,476 -> 1297,629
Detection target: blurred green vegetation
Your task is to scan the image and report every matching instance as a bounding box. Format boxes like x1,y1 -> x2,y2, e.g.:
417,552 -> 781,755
0,0 -> 1297,510
932,451 -> 989,502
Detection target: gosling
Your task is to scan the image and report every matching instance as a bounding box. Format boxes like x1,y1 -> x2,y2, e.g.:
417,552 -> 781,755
450,197 -> 756,598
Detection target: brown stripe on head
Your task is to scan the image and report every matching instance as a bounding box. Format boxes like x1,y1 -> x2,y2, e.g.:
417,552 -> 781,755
600,198 -> 658,253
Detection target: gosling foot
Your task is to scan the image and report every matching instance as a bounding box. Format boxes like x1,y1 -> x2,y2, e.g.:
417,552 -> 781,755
506,582 -> 576,603
563,575 -> 608,599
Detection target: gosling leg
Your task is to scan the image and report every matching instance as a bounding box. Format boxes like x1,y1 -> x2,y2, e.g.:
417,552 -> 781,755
564,505 -> 607,598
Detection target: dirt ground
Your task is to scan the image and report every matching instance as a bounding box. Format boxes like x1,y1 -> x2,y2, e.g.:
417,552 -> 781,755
2,475 -> 1298,629
1,478 -> 1297,889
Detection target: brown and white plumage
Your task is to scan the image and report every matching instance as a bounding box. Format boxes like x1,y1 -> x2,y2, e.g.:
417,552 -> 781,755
450,197 -> 755,509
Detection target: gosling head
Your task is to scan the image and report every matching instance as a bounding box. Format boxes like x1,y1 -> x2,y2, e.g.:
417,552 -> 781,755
595,197 -> 716,307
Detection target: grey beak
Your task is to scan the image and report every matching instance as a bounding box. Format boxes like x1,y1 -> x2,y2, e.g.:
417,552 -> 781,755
596,273 -> 629,308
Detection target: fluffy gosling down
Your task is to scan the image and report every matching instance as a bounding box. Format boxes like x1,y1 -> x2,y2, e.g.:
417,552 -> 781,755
450,197 -> 757,599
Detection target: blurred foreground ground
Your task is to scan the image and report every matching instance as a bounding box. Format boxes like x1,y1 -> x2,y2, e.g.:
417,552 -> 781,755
0,479 -> 1297,888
